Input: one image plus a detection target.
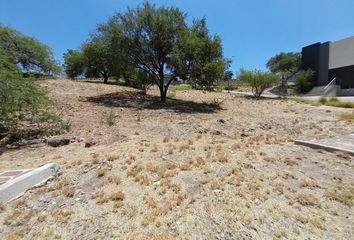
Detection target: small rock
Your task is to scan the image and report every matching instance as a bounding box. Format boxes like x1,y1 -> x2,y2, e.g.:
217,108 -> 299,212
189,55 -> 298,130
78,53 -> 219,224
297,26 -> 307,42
85,140 -> 97,148
47,138 -> 70,147
218,119 -> 226,124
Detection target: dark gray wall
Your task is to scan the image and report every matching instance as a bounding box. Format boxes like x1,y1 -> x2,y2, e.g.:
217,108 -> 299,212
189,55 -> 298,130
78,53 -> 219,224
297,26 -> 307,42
301,42 -> 329,86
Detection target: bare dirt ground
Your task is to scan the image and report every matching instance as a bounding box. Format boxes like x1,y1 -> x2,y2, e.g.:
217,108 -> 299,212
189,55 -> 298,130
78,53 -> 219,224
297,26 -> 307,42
0,79 -> 353,239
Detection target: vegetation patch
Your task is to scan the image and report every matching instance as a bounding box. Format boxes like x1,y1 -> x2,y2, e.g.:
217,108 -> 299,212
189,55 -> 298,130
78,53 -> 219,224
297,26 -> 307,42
325,186 -> 354,206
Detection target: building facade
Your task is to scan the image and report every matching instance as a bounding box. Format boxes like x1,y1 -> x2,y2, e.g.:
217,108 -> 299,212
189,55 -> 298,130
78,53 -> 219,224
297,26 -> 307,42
301,36 -> 354,95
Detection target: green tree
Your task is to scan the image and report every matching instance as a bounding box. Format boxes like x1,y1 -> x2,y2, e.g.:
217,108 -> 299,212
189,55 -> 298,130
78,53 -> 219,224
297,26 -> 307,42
108,3 -> 227,101
0,25 -> 60,74
266,52 -> 301,93
172,18 -> 226,91
295,69 -> 314,93
63,49 -> 85,78
238,69 -> 278,99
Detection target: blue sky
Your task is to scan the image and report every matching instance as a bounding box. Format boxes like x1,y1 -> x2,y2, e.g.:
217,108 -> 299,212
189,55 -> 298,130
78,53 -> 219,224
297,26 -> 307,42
1,0 -> 354,73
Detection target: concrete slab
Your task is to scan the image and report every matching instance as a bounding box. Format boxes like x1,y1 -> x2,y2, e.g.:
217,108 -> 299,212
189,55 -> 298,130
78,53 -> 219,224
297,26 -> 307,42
295,133 -> 354,155
0,163 -> 59,203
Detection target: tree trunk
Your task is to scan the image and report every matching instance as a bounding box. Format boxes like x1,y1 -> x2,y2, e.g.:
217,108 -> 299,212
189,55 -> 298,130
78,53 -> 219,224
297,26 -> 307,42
159,86 -> 167,102
103,76 -> 108,84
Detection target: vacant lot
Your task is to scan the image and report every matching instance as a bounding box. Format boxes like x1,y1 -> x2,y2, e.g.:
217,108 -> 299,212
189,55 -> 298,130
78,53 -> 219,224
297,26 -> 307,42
0,79 -> 353,239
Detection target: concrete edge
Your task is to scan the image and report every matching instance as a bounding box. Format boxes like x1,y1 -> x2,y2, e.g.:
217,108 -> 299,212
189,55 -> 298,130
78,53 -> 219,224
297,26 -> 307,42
0,163 -> 59,203
295,140 -> 354,156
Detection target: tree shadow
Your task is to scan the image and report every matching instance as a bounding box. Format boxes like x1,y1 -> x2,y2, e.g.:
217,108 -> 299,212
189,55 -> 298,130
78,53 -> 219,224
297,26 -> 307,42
84,90 -> 222,114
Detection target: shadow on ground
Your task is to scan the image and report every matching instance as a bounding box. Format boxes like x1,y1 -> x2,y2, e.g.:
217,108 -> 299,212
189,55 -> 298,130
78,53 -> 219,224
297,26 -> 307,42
85,90 -> 223,114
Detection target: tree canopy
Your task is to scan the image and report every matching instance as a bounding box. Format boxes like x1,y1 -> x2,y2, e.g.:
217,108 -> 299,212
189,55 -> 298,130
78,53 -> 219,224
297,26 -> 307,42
64,2 -> 229,101
0,25 -> 60,74
266,52 -> 301,74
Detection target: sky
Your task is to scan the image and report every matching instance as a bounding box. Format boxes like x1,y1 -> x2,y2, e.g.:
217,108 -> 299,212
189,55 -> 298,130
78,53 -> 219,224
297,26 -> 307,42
1,0 -> 354,74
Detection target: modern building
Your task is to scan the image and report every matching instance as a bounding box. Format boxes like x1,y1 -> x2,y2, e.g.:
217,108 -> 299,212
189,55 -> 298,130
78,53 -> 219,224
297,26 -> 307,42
301,36 -> 354,96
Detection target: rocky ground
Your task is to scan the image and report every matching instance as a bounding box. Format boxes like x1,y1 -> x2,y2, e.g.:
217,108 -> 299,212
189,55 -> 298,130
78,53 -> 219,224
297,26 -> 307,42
0,79 -> 353,239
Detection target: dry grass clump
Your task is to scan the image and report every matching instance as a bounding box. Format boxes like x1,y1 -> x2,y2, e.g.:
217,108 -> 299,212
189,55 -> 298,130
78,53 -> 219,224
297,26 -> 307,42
294,214 -> 326,229
62,186 -> 75,197
215,152 -> 229,163
151,144 -> 159,152
3,209 -> 22,225
163,136 -> 171,143
263,156 -> 276,163
295,193 -> 320,207
284,158 -> 298,166
300,179 -> 320,189
146,161 -> 157,172
325,185 -> 354,206
96,168 -> 109,177
110,191 -> 125,201
0,202 -> 5,212
127,164 -> 143,178
107,154 -> 119,162
134,173 -> 151,185
273,227 -> 287,238
335,151 -> 351,160
4,209 -> 38,226
143,194 -> 158,209
53,208 -> 74,224
92,191 -> 109,204
107,176 -> 121,185
273,183 -> 286,194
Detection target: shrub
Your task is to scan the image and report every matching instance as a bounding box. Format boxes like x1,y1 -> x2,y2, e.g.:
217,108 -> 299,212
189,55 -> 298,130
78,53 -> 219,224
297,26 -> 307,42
296,70 -> 314,93
216,80 -> 239,92
238,69 -> 278,98
0,73 -> 68,143
318,97 -> 354,109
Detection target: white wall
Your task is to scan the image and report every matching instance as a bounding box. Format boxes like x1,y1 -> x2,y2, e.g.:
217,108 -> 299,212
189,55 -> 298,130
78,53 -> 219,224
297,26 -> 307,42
329,36 -> 354,69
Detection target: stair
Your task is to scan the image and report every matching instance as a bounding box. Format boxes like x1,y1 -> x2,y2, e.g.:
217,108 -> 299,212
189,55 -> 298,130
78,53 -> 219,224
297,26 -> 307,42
304,86 -> 326,96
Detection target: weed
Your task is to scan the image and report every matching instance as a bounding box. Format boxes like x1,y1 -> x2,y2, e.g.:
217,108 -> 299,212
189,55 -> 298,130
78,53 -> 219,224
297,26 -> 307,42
105,110 -> 117,126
